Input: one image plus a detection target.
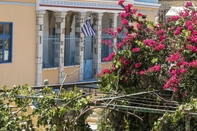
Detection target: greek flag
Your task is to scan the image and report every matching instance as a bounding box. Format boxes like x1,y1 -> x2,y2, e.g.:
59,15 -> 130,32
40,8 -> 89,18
82,16 -> 96,37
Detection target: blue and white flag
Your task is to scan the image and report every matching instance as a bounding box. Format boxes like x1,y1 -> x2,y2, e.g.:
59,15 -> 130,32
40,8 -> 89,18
82,16 -> 96,37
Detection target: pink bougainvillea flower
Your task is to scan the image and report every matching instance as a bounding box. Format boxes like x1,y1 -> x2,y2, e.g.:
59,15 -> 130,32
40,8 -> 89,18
143,39 -> 158,47
122,19 -> 128,25
189,60 -> 197,68
185,21 -> 192,27
118,0 -> 124,5
120,12 -> 125,19
111,64 -> 116,71
170,69 -> 178,75
131,8 -> 138,14
139,70 -> 146,75
123,60 -> 131,66
179,68 -> 187,74
190,36 -> 197,43
116,42 -> 124,49
154,44 -> 165,51
102,52 -> 115,62
192,30 -> 197,35
124,4 -> 132,12
187,45 -> 197,52
177,61 -> 188,67
185,1 -> 193,8
136,23 -> 141,29
167,53 -> 181,62
174,30 -> 181,35
135,63 -> 141,68
159,35 -> 167,41
180,9 -> 189,17
119,56 -> 125,63
137,12 -> 143,17
102,39 -> 113,47
132,47 -> 140,53
156,29 -> 165,35
117,27 -> 122,33
188,25 -> 194,31
148,65 -> 161,72
102,68 -> 111,74
171,15 -> 180,21
163,75 -> 180,90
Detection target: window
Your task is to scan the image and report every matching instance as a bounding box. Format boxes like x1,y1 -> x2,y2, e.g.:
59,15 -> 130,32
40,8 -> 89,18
64,35 -> 80,66
0,22 -> 12,63
101,33 -> 113,62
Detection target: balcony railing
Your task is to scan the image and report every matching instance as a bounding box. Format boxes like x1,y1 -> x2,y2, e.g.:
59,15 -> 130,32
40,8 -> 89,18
43,34 -> 126,68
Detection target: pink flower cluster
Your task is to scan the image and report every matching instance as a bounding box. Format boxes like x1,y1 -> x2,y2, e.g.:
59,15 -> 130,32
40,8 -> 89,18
187,45 -> 197,53
101,39 -> 113,47
103,28 -> 117,38
102,68 -> 111,74
119,56 -> 132,66
122,19 -> 128,25
138,65 -> 161,75
174,26 -> 182,35
147,65 -> 161,72
118,0 -> 124,5
156,29 -> 165,35
164,75 -> 181,90
116,42 -> 124,49
185,1 -> 193,8
135,63 -> 141,68
103,52 -> 115,62
190,36 -> 197,43
188,60 -> 197,68
143,39 -> 158,47
171,15 -> 180,21
132,47 -> 140,53
154,44 -> 165,51
167,53 -> 181,63
124,4 -> 132,12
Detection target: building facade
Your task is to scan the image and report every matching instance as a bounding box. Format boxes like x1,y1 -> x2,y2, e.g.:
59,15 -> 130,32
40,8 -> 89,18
0,0 -> 160,87
0,0 -> 36,87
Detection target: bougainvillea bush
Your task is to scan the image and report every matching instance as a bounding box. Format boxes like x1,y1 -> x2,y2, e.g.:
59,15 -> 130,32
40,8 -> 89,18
99,0 -> 197,102
98,0 -> 197,130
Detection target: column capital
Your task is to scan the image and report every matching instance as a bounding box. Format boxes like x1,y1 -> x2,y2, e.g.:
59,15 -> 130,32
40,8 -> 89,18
108,13 -> 114,19
36,10 -> 46,16
109,13 -> 119,19
98,13 -> 103,17
54,11 -> 67,18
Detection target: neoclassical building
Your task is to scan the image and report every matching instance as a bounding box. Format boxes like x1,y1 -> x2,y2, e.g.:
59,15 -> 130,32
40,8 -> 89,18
0,0 -> 160,87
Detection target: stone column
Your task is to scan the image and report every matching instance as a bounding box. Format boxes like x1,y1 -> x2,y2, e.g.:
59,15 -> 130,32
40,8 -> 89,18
36,10 -> 46,86
75,12 -> 86,81
54,12 -> 67,84
109,13 -> 118,51
93,13 -> 103,75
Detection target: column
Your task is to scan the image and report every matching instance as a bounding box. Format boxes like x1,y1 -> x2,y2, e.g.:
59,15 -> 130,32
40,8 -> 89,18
109,13 -> 118,51
54,12 -> 67,84
93,13 -> 103,75
75,12 -> 86,81
36,10 -> 46,86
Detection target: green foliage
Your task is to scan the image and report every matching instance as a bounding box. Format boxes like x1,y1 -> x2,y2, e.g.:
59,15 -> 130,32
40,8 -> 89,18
0,85 -> 35,131
0,85 -> 93,131
152,99 -> 197,131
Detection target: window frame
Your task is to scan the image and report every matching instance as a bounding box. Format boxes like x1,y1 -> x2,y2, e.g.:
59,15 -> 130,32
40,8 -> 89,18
0,22 -> 13,63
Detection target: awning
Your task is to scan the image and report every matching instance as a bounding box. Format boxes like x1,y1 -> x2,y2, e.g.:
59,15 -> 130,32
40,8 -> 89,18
165,6 -> 184,17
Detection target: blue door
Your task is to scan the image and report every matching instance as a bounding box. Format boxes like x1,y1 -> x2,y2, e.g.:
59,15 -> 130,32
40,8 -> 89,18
83,36 -> 93,79
84,59 -> 93,79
